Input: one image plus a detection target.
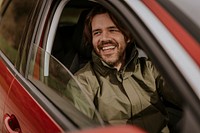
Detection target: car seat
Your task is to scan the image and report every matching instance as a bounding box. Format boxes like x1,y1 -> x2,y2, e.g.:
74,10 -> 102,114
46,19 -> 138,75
69,9 -> 92,74
52,24 -> 76,68
52,9 -> 91,74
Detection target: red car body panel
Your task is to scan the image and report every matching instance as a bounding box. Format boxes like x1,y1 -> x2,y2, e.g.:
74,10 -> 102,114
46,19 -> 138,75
143,0 -> 200,66
70,125 -> 147,133
0,59 -> 15,130
3,78 -> 62,133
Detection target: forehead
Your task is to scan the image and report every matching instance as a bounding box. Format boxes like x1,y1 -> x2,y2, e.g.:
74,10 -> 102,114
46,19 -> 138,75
91,13 -> 116,29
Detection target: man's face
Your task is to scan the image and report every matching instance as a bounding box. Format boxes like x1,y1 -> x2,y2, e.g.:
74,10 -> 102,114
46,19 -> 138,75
91,13 -> 127,67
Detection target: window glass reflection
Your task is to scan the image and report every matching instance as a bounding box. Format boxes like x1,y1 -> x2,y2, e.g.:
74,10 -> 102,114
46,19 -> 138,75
28,44 -> 104,127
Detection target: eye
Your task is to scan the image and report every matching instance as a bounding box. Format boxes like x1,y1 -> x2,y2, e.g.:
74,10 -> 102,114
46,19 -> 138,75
93,30 -> 101,36
110,29 -> 117,32
109,28 -> 120,33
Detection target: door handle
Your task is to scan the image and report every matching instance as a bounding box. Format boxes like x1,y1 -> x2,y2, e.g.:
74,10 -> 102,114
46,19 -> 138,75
3,114 -> 21,133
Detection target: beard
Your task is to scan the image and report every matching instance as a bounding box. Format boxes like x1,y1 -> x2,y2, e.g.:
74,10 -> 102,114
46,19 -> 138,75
100,49 -> 124,67
94,39 -> 126,68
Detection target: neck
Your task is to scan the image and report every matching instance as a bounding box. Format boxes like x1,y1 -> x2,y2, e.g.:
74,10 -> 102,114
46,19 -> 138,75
114,54 -> 126,71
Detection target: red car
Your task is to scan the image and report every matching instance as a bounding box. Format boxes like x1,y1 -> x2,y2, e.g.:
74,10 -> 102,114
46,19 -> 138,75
0,0 -> 199,133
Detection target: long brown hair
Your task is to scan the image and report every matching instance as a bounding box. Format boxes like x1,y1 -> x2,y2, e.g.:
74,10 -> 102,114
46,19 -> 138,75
83,5 -> 133,46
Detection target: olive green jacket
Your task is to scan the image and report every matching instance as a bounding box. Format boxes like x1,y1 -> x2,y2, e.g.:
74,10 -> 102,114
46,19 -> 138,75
66,46 -> 179,133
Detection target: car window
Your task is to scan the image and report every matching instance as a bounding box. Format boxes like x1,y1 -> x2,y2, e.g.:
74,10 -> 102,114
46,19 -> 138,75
32,0 -> 148,126
26,0 -> 104,129
28,44 -> 103,127
27,0 -> 186,132
0,0 -> 37,65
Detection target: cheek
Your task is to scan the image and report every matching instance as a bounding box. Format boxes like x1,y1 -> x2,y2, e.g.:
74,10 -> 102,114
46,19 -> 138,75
118,36 -> 127,46
92,37 -> 98,48
112,33 -> 126,43
92,37 -> 102,54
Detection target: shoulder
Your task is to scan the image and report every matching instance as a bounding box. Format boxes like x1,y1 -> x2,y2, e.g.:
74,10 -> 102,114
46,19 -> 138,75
135,57 -> 154,69
75,62 -> 95,77
73,62 -> 99,92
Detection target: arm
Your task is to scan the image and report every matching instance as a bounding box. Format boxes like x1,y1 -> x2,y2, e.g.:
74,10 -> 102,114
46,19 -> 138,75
65,65 -> 99,119
156,75 -> 182,108
144,59 -> 182,107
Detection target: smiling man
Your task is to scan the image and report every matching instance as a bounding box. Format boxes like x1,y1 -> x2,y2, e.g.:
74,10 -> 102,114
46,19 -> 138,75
91,13 -> 127,70
66,5 -> 181,133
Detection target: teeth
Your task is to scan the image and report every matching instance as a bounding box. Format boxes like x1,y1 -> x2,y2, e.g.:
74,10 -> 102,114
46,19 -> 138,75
102,46 -> 115,51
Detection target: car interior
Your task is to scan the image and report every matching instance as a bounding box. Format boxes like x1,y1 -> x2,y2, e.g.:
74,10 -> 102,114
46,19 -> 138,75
52,1 -> 94,74
52,1 -> 147,74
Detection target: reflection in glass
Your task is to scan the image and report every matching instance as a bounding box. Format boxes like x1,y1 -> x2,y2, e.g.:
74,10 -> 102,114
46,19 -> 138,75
28,44 -> 104,128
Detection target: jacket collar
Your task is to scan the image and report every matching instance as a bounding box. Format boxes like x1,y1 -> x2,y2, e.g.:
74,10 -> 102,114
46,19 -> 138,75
91,44 -> 138,77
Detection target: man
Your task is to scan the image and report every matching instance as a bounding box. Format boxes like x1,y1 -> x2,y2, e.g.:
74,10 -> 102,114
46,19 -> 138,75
66,5 -> 181,133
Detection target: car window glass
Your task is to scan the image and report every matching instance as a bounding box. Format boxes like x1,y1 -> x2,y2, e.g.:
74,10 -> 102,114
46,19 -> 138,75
28,44 -> 104,126
0,0 -> 36,64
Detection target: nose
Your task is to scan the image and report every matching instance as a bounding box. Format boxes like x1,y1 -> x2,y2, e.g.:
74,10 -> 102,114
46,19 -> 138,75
99,31 -> 110,42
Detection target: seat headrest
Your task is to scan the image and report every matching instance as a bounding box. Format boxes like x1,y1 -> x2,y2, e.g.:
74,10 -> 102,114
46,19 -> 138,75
72,9 -> 92,59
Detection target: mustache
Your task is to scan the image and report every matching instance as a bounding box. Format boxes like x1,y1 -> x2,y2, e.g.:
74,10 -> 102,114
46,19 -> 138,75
98,39 -> 117,49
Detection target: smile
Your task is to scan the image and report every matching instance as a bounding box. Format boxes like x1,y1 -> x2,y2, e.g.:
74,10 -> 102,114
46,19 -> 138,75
102,45 -> 116,51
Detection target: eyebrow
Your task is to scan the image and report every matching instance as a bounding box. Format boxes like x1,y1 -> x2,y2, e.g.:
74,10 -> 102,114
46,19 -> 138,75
108,26 -> 118,29
92,26 -> 118,33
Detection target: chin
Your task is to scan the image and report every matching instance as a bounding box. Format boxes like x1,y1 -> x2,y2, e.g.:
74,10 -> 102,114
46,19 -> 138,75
103,58 -> 118,65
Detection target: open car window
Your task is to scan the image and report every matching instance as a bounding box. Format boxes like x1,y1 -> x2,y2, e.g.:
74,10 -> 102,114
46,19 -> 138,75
28,0 -> 184,132
28,44 -> 104,127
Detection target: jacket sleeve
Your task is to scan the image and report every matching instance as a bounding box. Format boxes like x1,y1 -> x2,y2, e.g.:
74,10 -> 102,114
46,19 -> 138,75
156,75 -> 182,108
65,75 -> 96,119
148,65 -> 182,109
145,59 -> 182,107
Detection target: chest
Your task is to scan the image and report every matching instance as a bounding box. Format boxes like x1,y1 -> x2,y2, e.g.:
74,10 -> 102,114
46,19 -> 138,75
95,73 -> 159,117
